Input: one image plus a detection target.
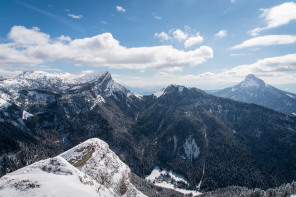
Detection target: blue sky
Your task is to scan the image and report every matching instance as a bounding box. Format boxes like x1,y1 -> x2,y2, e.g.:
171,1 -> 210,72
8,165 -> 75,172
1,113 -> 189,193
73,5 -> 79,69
0,0 -> 296,92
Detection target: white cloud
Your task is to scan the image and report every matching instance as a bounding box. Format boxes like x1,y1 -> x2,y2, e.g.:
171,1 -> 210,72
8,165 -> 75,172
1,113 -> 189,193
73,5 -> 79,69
8,26 -> 50,45
184,33 -> 203,48
230,53 -> 247,57
155,27 -> 205,47
231,0 -> 236,3
56,35 -> 71,42
155,27 -> 204,44
231,35 -> 296,49
116,54 -> 296,89
155,16 -> 162,20
249,2 -> 296,36
154,32 -> 171,41
0,26 -> 213,72
68,13 -> 83,19
215,30 -> 228,38
116,6 -> 126,13
172,29 -> 188,41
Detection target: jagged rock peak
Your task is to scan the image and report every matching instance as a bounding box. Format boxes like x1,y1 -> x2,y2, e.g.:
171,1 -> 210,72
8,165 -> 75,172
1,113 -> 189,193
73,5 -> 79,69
242,74 -> 265,87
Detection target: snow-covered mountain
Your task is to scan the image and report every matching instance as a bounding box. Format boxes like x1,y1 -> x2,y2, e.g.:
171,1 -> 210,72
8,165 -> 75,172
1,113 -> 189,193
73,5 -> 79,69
214,74 -> 296,115
0,138 -> 146,197
1,71 -> 296,193
0,70 -> 138,99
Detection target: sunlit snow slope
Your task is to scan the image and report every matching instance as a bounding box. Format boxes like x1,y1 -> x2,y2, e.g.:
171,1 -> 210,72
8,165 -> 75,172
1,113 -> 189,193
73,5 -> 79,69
0,138 -> 146,197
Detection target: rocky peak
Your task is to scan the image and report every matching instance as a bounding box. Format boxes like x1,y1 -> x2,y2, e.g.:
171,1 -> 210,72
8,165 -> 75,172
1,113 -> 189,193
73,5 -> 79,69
241,74 -> 265,88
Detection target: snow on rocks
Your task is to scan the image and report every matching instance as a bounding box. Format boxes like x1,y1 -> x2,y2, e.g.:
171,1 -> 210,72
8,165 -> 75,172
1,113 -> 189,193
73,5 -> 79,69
0,138 -> 146,197
183,135 -> 200,163
22,110 -> 33,120
154,88 -> 165,98
0,98 -> 11,109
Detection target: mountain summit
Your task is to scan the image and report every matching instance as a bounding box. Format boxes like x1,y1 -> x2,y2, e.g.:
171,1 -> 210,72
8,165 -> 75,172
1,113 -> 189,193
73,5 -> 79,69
242,74 -> 265,88
214,74 -> 296,115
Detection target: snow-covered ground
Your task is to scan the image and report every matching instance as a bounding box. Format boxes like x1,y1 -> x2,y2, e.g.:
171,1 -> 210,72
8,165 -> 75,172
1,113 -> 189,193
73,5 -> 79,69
0,138 -> 146,197
145,166 -> 202,196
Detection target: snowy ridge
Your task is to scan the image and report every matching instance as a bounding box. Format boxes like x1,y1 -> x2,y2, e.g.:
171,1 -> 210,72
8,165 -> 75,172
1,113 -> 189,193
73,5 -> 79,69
0,70 -> 138,99
16,70 -> 108,85
0,70 -> 108,92
234,74 -> 265,90
0,138 -> 146,197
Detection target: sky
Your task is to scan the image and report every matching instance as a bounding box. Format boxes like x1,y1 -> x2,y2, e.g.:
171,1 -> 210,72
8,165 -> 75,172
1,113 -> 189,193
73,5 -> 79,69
0,0 -> 296,92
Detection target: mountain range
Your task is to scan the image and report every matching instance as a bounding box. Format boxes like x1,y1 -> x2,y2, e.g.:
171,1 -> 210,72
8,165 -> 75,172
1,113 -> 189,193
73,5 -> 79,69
0,71 -> 296,195
214,74 -> 296,115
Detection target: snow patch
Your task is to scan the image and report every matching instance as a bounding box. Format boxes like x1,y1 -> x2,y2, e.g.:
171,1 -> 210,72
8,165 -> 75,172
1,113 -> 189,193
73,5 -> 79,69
287,94 -> 295,99
22,110 -> 33,120
134,93 -> 143,99
154,89 -> 165,98
145,166 -> 201,196
90,95 -> 105,110
173,135 -> 177,153
0,98 -> 11,108
145,166 -> 188,185
183,136 -> 200,163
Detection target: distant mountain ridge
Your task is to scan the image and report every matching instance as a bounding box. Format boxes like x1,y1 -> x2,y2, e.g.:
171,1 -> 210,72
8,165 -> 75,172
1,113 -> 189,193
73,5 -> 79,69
214,74 -> 296,115
0,71 -> 296,194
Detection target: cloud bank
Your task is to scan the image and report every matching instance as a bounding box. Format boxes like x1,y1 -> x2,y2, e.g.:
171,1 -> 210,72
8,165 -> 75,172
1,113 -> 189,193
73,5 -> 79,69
0,26 -> 213,72
116,53 -> 296,89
